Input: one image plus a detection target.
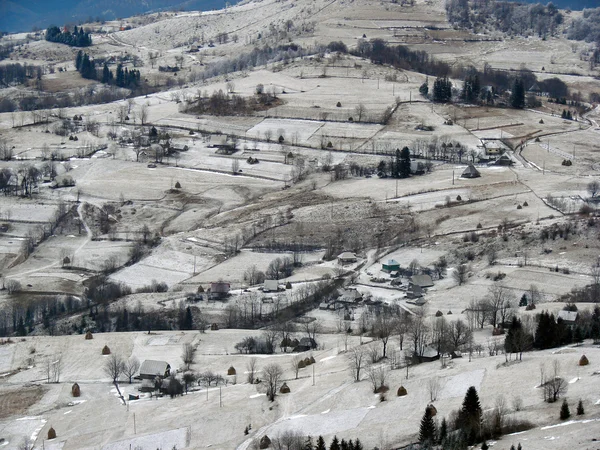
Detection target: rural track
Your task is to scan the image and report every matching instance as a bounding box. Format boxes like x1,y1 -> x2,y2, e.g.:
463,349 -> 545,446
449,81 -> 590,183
5,202 -> 93,280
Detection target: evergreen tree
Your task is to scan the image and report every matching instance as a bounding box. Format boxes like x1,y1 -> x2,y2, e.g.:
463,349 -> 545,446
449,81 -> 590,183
419,406 -> 436,444
519,294 -> 528,307
76,50 -> 83,71
329,436 -> 340,450
419,81 -> 429,97
481,442 -> 489,450
340,439 -> 348,450
116,64 -> 125,87
517,444 -> 522,450
510,77 -> 525,109
577,399 -> 584,415
315,436 -> 326,450
433,76 -> 453,102
459,386 -> 482,444
399,146 -> 411,178
393,148 -> 401,178
353,439 -> 363,450
102,63 -> 111,84
16,316 -> 27,336
560,399 -> 570,420
438,417 -> 448,444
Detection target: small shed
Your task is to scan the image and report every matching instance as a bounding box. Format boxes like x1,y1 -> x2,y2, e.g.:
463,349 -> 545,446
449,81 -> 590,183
279,382 -> 291,394
382,259 -> 400,272
263,280 -> 279,292
337,252 -> 357,264
461,164 -> 481,179
410,274 -> 434,288
71,383 -> 80,397
209,282 -> 230,300
294,337 -> 317,352
139,360 -> 171,380
494,154 -> 514,166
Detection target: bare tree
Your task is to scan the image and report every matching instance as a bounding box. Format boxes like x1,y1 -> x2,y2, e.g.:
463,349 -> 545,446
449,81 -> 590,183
452,264 -> 469,285
246,357 -> 257,384
374,310 -> 396,358
448,319 -> 472,353
486,284 -> 515,328
182,343 -> 196,370
354,103 -> 367,122
139,104 -> 149,126
291,355 -> 302,379
123,357 -> 141,383
408,311 -> 430,362
347,346 -> 367,382
529,284 -> 541,306
367,364 -> 389,393
45,354 -> 63,383
263,363 -> 284,401
104,354 -> 125,383
543,360 -> 568,403
428,377 -> 441,402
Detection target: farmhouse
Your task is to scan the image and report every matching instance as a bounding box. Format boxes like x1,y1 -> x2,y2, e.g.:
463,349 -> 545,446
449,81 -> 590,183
337,252 -> 357,264
410,274 -> 434,289
209,282 -> 230,300
382,259 -> 400,272
558,310 -> 578,327
294,337 -> 317,352
461,164 -> 481,179
138,360 -> 171,380
415,346 -> 439,363
483,141 -> 503,156
406,282 -> 423,299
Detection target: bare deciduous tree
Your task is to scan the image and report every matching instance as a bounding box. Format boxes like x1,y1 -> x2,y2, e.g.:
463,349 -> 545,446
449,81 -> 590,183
428,377 -> 441,402
123,357 -> 141,383
543,360 -> 568,403
246,357 -> 257,384
263,363 -> 284,401
452,264 -> 469,285
291,355 -> 302,379
104,353 -> 125,383
347,346 -> 367,382
367,364 -> 389,393
182,343 -> 196,370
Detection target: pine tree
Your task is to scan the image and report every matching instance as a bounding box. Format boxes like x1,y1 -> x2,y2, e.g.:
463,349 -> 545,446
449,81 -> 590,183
399,146 -> 411,178
329,436 -> 340,450
340,439 -> 348,450
510,77 -> 525,109
460,386 -> 482,443
315,436 -> 326,450
438,417 -> 448,444
419,81 -> 429,97
353,439 -> 363,450
481,442 -> 489,450
510,446 -> 516,450
517,443 -> 522,450
577,399 -> 584,415
419,407 -> 436,444
560,399 -> 570,420
76,50 -> 83,71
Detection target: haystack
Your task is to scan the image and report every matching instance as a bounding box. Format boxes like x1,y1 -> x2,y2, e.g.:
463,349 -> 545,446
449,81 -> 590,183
297,359 -> 306,369
227,366 -> 236,376
579,355 -> 589,366
303,358 -> 312,366
85,330 -> 93,340
279,382 -> 290,394
102,345 -> 111,355
211,323 -> 219,330
397,386 -> 408,396
71,383 -> 80,397
48,426 -> 56,439
259,435 -> 271,449
197,285 -> 205,293
427,404 -> 437,417
309,356 -> 316,364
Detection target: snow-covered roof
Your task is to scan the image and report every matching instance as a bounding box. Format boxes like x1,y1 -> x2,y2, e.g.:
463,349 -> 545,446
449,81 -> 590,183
263,280 -> 279,291
558,310 -> 578,322
139,360 -> 170,377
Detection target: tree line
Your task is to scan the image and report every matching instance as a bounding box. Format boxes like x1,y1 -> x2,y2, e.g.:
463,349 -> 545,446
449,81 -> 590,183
46,25 -> 92,47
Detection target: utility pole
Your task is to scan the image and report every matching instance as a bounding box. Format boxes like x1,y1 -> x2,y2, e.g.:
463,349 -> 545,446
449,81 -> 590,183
395,178 -> 398,198
134,412 -> 136,435
219,386 -> 222,407
312,365 -> 315,386
452,170 -> 455,185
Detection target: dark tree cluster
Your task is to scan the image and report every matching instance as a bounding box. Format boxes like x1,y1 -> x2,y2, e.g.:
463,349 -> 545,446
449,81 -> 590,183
447,0 -> 563,38
46,25 -> 92,47
534,310 -> 584,349
75,51 -> 141,89
433,76 -> 453,103
0,63 -> 42,87
354,38 -> 452,77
